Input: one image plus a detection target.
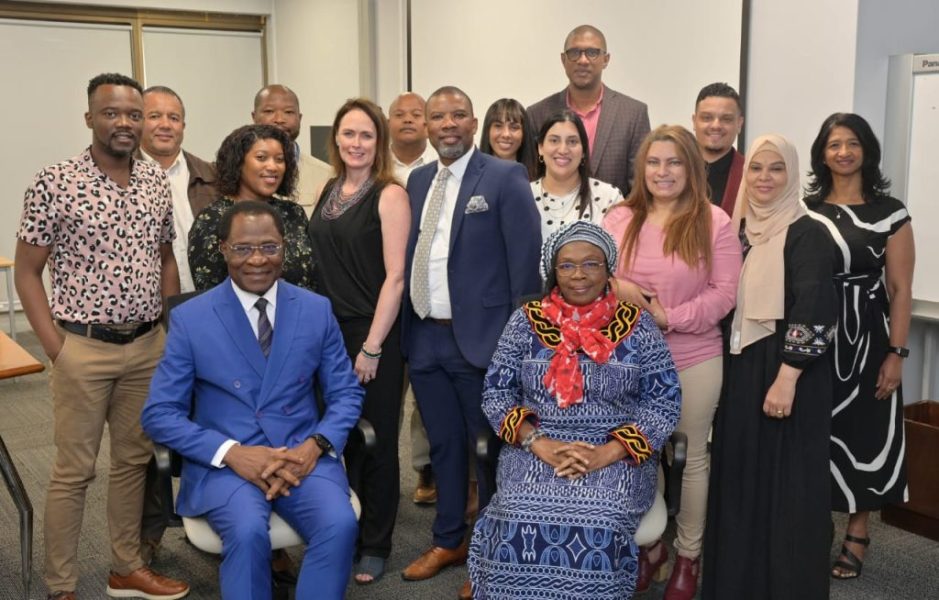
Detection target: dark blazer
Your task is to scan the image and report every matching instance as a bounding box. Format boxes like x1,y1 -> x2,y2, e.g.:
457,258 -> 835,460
142,279 -> 364,517
183,150 -> 218,217
718,149 -> 745,217
528,85 -> 650,195
401,150 -> 542,369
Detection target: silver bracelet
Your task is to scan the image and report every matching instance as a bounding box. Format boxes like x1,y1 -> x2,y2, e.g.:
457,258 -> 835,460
520,428 -> 545,452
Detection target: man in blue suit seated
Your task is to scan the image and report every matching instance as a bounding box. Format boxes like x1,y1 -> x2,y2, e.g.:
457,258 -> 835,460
142,200 -> 363,599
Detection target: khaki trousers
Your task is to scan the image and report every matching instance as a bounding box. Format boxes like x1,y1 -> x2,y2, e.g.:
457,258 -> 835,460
44,326 -> 164,592
673,355 -> 723,558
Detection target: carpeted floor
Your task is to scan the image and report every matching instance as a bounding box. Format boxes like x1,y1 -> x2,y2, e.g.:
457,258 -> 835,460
1,321 -> 938,599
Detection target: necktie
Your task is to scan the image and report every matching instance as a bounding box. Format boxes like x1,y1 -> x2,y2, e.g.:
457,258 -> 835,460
411,167 -> 451,318
255,297 -> 272,357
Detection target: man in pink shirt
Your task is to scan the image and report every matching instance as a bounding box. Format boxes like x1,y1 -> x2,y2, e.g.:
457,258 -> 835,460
528,25 -> 650,195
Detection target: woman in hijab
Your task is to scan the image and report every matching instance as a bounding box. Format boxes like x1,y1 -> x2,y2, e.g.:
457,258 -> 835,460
467,221 -> 681,600
702,135 -> 838,600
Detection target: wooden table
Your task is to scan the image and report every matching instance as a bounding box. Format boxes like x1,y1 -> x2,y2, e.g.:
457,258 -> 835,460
0,256 -> 15,340
0,330 -> 43,600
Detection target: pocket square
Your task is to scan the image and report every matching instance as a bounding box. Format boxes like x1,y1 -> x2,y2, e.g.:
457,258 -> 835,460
465,195 -> 489,214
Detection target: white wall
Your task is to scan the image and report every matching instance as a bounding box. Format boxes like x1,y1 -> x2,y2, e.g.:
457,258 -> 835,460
407,0 -> 743,131
744,0 -> 859,162
269,0 -> 363,135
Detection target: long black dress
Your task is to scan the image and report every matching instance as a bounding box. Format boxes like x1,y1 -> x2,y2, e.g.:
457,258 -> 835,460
807,196 -> 911,512
703,216 -> 838,600
307,179 -> 404,560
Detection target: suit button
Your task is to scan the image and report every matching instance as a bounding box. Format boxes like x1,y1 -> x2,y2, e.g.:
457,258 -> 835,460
256,411 -> 262,418
233,380 -> 241,389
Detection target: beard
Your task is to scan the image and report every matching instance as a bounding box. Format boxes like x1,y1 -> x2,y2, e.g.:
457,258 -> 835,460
436,141 -> 467,160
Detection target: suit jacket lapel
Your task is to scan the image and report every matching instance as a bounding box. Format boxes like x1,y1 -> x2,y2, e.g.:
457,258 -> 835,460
258,283 -> 298,405
214,281 -> 266,379
449,151 -> 484,254
591,85 -> 615,173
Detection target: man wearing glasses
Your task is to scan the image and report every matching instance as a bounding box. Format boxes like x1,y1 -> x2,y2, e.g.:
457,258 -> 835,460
143,200 -> 363,600
528,24 -> 650,196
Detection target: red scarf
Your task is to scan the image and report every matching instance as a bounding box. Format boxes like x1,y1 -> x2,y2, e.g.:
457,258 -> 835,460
541,287 -> 618,408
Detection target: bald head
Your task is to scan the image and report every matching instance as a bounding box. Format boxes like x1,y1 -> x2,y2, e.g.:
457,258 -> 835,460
564,25 -> 607,51
388,92 -> 428,149
252,84 -> 302,141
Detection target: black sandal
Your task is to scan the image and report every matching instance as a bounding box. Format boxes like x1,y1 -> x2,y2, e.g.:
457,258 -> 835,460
831,533 -> 870,579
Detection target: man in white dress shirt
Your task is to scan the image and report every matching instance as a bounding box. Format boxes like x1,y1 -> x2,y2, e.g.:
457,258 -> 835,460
389,92 -> 437,186
139,86 -> 217,295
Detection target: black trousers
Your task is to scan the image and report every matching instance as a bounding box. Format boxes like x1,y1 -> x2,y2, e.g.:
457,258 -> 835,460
339,317 -> 404,559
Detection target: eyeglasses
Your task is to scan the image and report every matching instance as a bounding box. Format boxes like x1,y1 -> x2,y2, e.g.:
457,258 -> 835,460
555,260 -> 606,276
224,243 -> 283,258
564,47 -> 605,61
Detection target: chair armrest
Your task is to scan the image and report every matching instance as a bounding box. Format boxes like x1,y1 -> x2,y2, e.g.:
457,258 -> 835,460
353,418 -> 377,453
152,443 -> 182,527
476,428 -> 501,464
665,431 -> 687,517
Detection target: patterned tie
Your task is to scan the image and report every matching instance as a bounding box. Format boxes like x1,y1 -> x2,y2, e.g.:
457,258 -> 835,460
411,167 -> 451,318
255,297 -> 272,357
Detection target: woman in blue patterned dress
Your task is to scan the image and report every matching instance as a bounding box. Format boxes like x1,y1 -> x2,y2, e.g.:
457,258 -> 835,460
468,221 -> 681,600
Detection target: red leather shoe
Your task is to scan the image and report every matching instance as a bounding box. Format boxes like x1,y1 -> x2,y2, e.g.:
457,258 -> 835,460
663,555 -> 700,600
635,540 -> 669,593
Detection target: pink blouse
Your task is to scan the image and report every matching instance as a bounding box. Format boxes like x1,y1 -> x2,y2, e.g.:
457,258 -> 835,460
602,204 -> 742,371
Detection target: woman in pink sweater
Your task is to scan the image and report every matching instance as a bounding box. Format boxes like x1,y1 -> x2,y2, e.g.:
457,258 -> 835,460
603,125 -> 742,600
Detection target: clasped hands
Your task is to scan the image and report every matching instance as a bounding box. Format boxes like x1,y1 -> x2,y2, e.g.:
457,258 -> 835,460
530,436 -> 627,480
223,439 -> 322,501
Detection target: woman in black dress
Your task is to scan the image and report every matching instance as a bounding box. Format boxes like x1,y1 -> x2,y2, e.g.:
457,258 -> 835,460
307,98 -> 410,585
188,124 -> 315,291
702,134 -> 837,600
804,113 -> 915,579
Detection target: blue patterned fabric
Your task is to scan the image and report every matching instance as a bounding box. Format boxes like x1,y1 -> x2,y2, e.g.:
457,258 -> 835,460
469,307 -> 681,599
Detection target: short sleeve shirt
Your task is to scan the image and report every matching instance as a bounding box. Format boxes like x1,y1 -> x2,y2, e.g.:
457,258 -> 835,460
16,147 -> 175,324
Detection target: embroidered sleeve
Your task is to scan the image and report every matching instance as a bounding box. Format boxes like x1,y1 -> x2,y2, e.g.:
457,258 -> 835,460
783,323 -> 835,357
499,407 -> 538,445
781,220 -> 838,367
609,424 -> 653,465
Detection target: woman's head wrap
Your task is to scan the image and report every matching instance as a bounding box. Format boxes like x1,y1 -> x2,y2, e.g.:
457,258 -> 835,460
540,220 -> 618,283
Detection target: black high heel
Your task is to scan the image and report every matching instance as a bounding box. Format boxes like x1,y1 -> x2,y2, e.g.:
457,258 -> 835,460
831,533 -> 870,579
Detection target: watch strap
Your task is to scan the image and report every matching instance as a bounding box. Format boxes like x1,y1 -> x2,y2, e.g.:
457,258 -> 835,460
887,345 -> 910,358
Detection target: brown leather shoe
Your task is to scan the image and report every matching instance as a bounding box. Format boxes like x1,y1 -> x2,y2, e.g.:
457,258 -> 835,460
47,593 -> 76,600
401,542 -> 468,581
106,566 -> 189,599
413,465 -> 437,504
663,555 -> 700,600
458,578 -> 473,599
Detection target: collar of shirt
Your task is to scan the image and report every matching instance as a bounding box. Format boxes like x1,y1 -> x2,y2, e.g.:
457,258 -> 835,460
565,85 -> 605,118
80,146 -> 141,186
141,148 -> 185,174
231,279 -> 279,333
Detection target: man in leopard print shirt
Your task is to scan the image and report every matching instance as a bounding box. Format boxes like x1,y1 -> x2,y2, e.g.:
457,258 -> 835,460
14,73 -> 188,600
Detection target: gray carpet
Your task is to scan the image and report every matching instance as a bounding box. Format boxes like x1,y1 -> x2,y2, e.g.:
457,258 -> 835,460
2,319 -> 938,599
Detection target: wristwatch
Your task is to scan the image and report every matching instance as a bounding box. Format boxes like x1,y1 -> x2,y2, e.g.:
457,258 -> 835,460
310,433 -> 334,454
887,345 -> 910,358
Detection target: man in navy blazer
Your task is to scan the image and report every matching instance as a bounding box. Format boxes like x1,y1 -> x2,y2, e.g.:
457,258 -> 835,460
399,86 -> 541,596
142,201 -> 363,599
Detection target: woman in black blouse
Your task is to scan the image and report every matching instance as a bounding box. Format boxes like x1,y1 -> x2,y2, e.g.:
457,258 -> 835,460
307,98 -> 410,585
188,124 -> 315,291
